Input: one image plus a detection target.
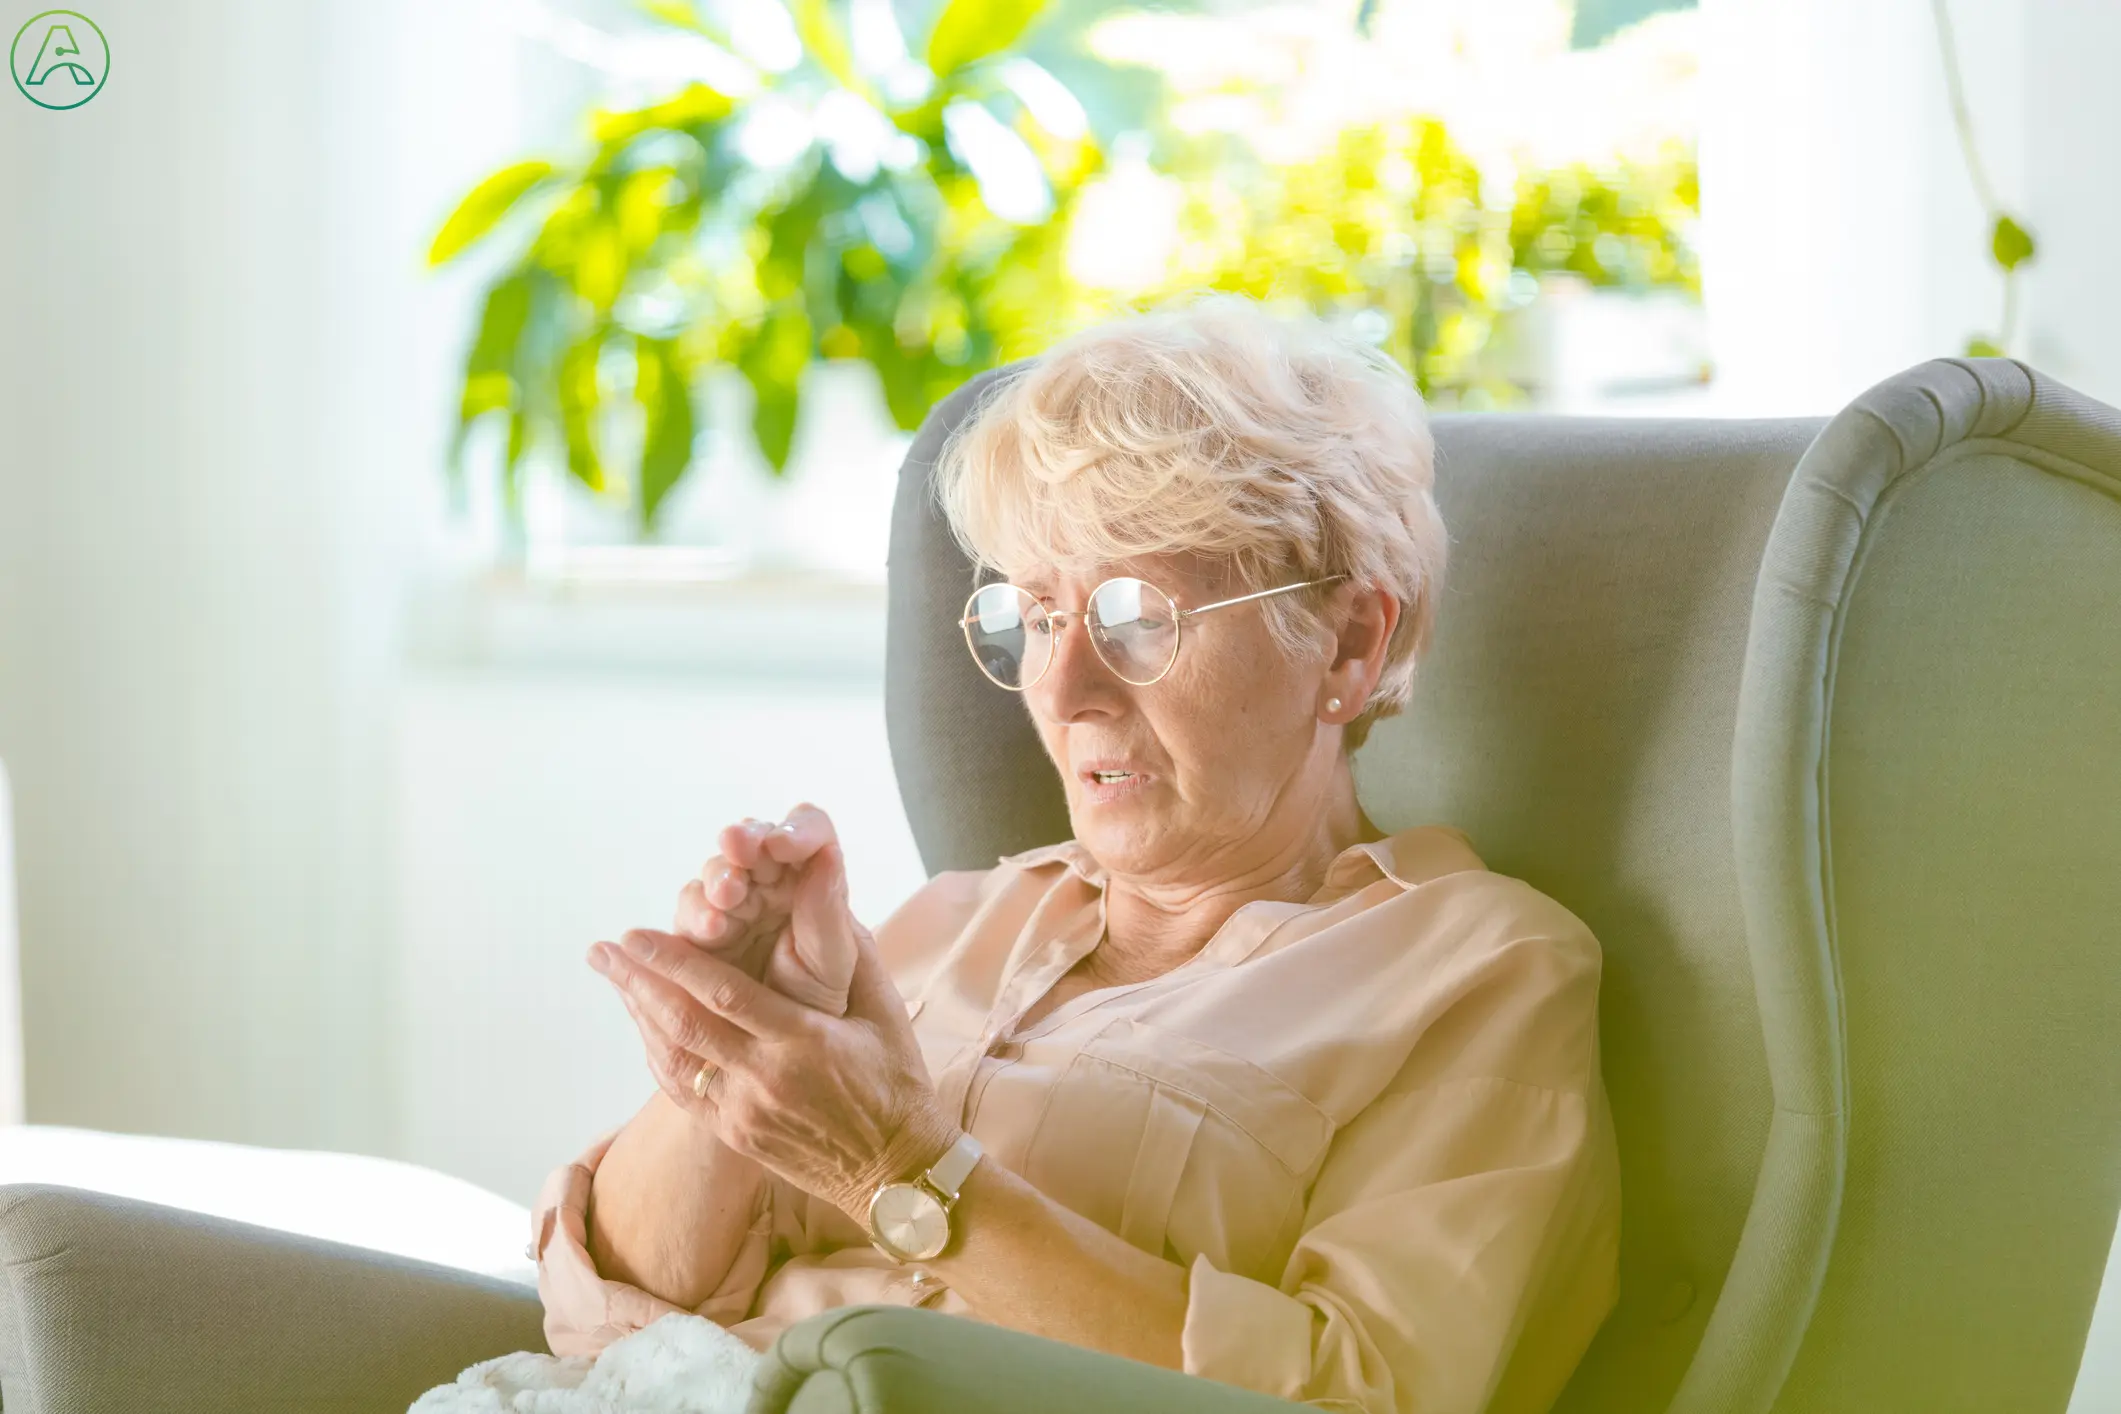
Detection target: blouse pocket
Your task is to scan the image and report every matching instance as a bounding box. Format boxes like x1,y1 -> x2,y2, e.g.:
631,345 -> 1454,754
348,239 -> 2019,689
1022,1016 -> 1334,1265
1113,1082 -> 1208,1253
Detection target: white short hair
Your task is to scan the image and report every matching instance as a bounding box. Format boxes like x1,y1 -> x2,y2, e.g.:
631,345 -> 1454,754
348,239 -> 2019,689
934,292 -> 1447,750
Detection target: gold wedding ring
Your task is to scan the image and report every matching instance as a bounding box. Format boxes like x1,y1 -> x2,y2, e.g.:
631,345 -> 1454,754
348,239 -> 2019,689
691,1062 -> 716,1100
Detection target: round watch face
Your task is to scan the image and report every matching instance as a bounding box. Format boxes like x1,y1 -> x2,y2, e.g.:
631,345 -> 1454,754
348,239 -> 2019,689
869,1181 -> 950,1262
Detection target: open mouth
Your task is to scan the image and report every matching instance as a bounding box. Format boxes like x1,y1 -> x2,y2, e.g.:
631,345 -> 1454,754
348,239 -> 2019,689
1078,761 -> 1152,796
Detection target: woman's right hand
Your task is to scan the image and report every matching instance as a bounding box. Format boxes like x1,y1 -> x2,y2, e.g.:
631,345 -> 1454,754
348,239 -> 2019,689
669,803 -> 857,1016
575,810 -> 862,1313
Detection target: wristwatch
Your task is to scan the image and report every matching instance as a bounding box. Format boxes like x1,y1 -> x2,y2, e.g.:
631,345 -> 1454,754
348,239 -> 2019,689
867,1131 -> 984,1264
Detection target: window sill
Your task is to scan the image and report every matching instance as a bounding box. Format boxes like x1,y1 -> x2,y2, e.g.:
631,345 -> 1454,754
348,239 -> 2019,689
404,567 -> 890,683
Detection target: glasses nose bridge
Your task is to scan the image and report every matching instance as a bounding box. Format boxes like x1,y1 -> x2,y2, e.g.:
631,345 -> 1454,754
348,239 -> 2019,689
1035,604 -> 1109,688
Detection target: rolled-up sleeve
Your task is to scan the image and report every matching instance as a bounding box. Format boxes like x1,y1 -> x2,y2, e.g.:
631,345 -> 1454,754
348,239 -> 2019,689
1180,931 -> 1621,1414
532,1131 -> 778,1357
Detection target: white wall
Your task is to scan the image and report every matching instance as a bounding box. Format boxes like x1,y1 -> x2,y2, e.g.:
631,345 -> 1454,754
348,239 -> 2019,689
1,0 -> 363,1149
2018,2 -> 2121,403
0,0 -> 562,1152
1695,0 -> 2119,415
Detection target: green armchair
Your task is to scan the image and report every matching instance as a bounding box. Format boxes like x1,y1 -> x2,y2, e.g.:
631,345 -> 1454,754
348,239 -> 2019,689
4,357 -> 2118,1414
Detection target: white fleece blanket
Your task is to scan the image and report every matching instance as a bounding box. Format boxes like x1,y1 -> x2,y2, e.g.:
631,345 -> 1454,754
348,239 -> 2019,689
410,1314 -> 763,1414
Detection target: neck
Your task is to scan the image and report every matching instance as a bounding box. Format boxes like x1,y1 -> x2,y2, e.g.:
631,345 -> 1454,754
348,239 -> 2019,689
1096,757 -> 1379,980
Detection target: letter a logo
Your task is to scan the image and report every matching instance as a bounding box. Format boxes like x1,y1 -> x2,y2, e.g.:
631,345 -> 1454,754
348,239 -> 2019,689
11,11 -> 110,110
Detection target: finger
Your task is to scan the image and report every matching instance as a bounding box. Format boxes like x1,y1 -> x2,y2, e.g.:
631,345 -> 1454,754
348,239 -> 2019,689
843,921 -> 911,1024
693,858 -> 769,930
701,858 -> 751,913
595,952 -> 713,1110
720,819 -> 787,886
596,940 -> 754,1064
762,802 -> 837,865
646,1037 -> 715,1113
718,819 -> 765,869
618,929 -> 812,1037
674,877 -> 735,943
613,984 -> 709,1109
630,993 -> 730,1113
774,840 -> 856,1016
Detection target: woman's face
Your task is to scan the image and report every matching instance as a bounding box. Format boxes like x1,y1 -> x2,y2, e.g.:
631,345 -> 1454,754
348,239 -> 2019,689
1011,553 -> 1342,884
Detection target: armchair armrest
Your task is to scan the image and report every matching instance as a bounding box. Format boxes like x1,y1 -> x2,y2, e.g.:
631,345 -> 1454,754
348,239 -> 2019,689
0,1184 -> 545,1414
751,1305 -> 1307,1414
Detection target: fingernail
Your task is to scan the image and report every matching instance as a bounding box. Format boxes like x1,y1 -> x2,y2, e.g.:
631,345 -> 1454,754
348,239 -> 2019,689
621,932 -> 654,961
587,945 -> 612,974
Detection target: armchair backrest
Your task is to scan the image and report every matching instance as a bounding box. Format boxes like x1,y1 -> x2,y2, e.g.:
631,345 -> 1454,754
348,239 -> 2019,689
1345,410 -> 1823,1414
882,356 -> 2121,1414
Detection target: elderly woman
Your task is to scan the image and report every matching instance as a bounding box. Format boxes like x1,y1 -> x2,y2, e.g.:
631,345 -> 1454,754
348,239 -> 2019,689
539,295 -> 1619,1414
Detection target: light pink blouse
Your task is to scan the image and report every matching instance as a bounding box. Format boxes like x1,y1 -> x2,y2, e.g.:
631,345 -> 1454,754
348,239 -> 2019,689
535,825 -> 1620,1414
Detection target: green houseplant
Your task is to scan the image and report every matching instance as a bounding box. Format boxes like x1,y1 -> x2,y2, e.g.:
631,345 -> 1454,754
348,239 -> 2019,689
432,0 -> 1701,538
430,0 -> 1107,531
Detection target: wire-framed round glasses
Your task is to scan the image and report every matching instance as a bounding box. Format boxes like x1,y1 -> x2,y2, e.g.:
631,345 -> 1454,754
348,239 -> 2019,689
960,574 -> 1348,690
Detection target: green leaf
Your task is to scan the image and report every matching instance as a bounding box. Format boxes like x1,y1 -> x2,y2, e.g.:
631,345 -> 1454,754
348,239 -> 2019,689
925,0 -> 1048,79
430,161 -> 555,266
573,220 -> 628,310
759,181 -> 826,302
789,0 -> 869,98
559,334 -> 608,492
1991,214 -> 2036,272
634,335 -> 698,527
616,167 -> 677,255
465,272 -> 533,382
737,306 -> 812,472
450,272 -> 535,478
635,0 -> 717,36
505,407 -> 532,473
1965,335 -> 2006,358
858,320 -> 940,431
592,84 -> 735,147
459,371 -> 513,423
501,407 -> 533,505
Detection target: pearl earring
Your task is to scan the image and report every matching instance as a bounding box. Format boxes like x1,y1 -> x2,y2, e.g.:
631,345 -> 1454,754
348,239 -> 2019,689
1326,697 -> 1342,714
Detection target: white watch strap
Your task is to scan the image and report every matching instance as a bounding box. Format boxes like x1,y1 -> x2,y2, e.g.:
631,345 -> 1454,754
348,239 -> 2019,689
926,1131 -> 984,1202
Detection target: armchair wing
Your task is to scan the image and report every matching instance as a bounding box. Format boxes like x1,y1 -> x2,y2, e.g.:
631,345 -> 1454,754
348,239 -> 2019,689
0,1184 -> 545,1414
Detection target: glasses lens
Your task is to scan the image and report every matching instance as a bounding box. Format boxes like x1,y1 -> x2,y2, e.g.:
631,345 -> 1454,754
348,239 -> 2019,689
1089,579 -> 1179,685
964,584 -> 1049,689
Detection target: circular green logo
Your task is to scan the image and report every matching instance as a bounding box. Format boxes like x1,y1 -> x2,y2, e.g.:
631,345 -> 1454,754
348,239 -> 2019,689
11,10 -> 108,109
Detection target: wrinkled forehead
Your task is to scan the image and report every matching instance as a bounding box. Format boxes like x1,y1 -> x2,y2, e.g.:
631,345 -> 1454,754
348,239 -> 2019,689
1006,549 -> 1233,602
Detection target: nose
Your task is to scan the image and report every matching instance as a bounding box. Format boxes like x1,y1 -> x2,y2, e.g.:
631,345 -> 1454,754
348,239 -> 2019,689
1028,612 -> 1126,723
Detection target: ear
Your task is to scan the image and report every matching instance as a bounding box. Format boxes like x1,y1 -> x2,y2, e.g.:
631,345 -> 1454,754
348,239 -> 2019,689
1320,583 -> 1398,722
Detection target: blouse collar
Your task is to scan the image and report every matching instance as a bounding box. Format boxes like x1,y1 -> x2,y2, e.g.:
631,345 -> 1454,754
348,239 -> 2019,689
996,823 -> 1483,901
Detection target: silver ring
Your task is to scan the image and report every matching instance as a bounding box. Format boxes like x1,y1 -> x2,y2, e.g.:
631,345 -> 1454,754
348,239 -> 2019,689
691,1062 -> 716,1100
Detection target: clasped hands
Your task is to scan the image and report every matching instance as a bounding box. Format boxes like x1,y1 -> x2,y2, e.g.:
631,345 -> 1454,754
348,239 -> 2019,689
588,804 -> 958,1223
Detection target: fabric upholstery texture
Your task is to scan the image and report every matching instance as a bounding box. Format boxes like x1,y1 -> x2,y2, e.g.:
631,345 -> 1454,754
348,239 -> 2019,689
1348,411 -> 1822,1414
1714,358 -> 2121,1413
883,363 -> 1069,872
752,1304 -> 1304,1414
0,1184 -> 545,1413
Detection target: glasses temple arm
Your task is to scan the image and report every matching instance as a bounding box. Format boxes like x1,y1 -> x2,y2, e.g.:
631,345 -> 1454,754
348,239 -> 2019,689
1180,574 -> 1350,619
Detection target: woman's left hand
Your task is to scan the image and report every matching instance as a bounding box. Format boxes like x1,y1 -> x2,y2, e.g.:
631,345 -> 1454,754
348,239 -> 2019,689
589,920 -> 959,1223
